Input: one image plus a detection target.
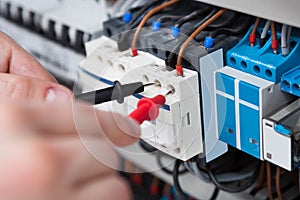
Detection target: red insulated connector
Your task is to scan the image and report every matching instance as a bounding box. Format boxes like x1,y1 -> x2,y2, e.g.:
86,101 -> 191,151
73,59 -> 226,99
249,33 -> 256,46
150,185 -> 159,195
129,94 -> 166,124
131,48 -> 138,57
176,65 -> 183,76
272,39 -> 278,51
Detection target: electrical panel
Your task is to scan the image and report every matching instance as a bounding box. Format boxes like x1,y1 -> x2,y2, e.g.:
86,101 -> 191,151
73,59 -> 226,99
1,0 -> 300,199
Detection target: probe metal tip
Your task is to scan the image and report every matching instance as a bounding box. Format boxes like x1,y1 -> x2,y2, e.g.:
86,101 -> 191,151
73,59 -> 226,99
143,83 -> 156,87
164,90 -> 173,97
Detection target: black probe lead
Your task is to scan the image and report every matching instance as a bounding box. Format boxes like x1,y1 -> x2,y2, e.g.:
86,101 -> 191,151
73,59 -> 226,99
76,81 -> 154,105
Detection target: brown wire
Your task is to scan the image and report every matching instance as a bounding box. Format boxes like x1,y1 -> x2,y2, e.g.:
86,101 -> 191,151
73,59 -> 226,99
255,162 -> 266,192
271,21 -> 277,41
266,162 -> 274,200
131,0 -> 179,49
251,17 -> 261,34
176,8 -> 227,67
276,167 -> 284,200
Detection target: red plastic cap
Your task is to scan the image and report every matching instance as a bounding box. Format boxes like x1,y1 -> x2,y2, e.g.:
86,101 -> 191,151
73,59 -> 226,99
272,39 -> 278,50
249,33 -> 256,46
131,48 -> 138,57
129,94 -> 166,124
176,65 -> 183,76
150,185 -> 159,195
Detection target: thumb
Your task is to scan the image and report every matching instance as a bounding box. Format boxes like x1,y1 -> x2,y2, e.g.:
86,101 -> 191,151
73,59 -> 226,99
0,73 -> 73,102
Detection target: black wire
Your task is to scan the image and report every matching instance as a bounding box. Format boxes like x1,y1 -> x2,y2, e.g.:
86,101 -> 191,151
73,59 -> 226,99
156,15 -> 182,23
139,139 -> 157,152
127,0 -> 162,30
165,8 -> 218,68
156,152 -> 188,175
209,187 -> 220,200
173,9 -> 208,28
206,11 -> 238,29
208,15 -> 252,38
173,159 -> 188,200
207,161 -> 261,193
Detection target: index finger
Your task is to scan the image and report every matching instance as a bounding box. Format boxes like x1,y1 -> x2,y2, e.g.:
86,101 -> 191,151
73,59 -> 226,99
8,101 -> 141,147
0,32 -> 57,82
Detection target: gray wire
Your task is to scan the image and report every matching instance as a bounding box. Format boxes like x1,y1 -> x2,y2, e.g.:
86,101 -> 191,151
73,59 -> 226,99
282,24 -> 292,56
286,25 -> 292,55
261,20 -> 270,39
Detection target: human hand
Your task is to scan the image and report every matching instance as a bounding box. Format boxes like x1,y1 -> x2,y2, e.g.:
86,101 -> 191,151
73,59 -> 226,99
0,101 -> 140,200
0,32 -> 73,102
0,32 -> 141,200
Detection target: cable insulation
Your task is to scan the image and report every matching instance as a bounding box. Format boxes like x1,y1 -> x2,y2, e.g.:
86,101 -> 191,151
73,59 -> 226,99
176,8 -> 227,75
131,0 -> 179,52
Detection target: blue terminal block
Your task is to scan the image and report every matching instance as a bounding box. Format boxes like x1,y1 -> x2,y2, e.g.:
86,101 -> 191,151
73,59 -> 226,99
226,26 -> 300,83
281,65 -> 300,97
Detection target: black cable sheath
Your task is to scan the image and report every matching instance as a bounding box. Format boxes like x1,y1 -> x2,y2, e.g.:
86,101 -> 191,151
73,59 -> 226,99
156,152 -> 187,175
173,9 -> 208,28
207,161 -> 261,193
209,15 -> 252,38
165,8 -> 218,68
173,159 -> 188,200
209,187 -> 220,200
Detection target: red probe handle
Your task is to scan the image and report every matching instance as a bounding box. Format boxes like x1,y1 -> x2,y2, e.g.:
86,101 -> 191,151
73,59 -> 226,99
129,95 -> 166,124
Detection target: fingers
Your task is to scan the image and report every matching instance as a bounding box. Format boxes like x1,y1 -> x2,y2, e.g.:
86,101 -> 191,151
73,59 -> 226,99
0,102 -> 140,147
0,73 -> 73,102
0,32 -> 56,82
49,138 -> 118,187
73,175 -> 131,200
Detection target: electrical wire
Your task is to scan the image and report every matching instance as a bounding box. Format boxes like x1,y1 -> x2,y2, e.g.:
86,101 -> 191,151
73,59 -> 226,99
131,0 -> 179,56
249,17 -> 260,46
173,9 -> 207,28
127,0 -> 162,29
260,20 -> 270,47
266,162 -> 274,200
208,15 -> 252,38
173,159 -> 188,200
205,11 -> 238,29
175,8 -> 227,76
207,161 -> 261,193
165,8 -> 218,69
276,167 -> 284,200
209,187 -> 220,200
281,24 -> 292,56
156,15 -> 182,23
270,21 -> 278,54
156,152 -> 187,175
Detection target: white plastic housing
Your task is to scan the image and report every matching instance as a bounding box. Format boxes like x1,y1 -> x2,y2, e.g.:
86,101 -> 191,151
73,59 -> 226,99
79,36 -> 203,161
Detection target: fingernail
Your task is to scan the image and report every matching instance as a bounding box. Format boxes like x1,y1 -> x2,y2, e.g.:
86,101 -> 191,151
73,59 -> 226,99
46,88 -> 72,102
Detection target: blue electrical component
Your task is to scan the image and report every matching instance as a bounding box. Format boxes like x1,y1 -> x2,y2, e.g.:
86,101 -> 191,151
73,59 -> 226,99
203,36 -> 215,48
215,67 -> 292,160
226,26 -> 300,83
281,65 -> 300,97
152,21 -> 161,32
123,12 -> 132,23
171,26 -> 180,38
